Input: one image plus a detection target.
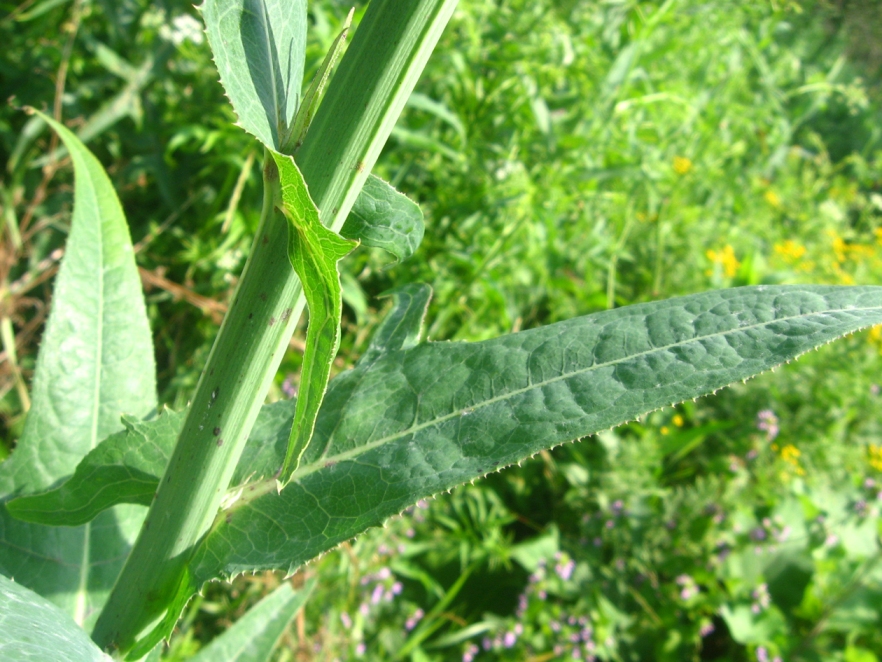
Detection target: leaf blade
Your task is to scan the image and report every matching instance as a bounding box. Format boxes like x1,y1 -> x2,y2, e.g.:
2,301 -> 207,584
341,175 -> 425,263
202,0 -> 307,150
189,285 -> 882,582
271,151 -> 356,485
0,110 -> 156,627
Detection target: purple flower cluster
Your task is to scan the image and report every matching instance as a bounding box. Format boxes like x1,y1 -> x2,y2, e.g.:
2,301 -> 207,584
756,410 -> 779,441
751,583 -> 770,614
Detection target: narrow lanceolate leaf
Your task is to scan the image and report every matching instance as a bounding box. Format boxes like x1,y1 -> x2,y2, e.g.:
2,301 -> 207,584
271,151 -> 356,486
187,286 -> 882,582
189,579 -> 315,662
281,10 -> 353,154
0,575 -> 111,662
341,175 -> 425,264
202,0 -> 307,150
0,110 -> 156,627
6,402 -> 295,526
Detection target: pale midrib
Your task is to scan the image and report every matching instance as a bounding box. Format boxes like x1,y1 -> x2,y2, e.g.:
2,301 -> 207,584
226,303 -> 881,511
256,0 -> 281,141
75,161 -> 104,627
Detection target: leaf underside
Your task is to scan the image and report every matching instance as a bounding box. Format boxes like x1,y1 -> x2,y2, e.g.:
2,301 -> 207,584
202,0 -> 307,151
10,286 -> 882,593
0,574 -> 110,662
0,111 -> 157,628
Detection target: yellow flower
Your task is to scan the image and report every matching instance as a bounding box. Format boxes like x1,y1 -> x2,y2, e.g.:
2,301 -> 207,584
672,414 -> 684,427
867,444 -> 882,472
764,190 -> 782,209
673,156 -> 693,175
661,426 -> 670,435
774,240 -> 806,262
706,245 -> 741,278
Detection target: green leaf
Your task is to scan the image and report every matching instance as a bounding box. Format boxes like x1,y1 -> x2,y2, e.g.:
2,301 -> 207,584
282,10 -> 352,154
0,111 -> 156,626
187,286 -> 882,583
357,283 -> 431,366
341,175 -> 425,263
0,574 -> 111,662
271,150 -> 356,486
7,402 -> 293,527
202,0 -> 307,151
6,411 -> 186,526
189,579 -> 315,662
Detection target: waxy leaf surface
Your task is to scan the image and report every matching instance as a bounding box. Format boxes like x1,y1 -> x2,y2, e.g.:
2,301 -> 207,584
0,111 -> 156,627
341,175 -> 425,263
271,151 -> 355,485
202,0 -> 307,150
188,286 -> 882,583
0,574 -> 110,662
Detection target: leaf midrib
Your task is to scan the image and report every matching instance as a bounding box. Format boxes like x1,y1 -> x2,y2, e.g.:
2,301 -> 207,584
226,302 -> 880,511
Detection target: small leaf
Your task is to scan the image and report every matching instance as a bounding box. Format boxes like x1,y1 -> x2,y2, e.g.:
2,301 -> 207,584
187,286 -> 882,582
189,579 -> 315,662
202,0 -> 307,150
271,150 -> 356,486
341,175 -> 425,263
0,574 -> 111,662
357,283 -> 431,366
0,110 -> 156,627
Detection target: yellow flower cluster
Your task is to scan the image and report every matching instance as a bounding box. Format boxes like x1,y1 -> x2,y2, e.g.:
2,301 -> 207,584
673,156 -> 693,175
869,444 -> 882,472
774,240 -> 806,262
706,245 -> 741,278
772,443 -> 806,476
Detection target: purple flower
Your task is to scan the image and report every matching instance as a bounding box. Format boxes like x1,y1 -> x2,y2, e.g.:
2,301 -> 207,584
757,410 -> 779,441
405,608 -> 424,631
370,584 -> 384,605
281,375 -> 297,398
356,642 -> 366,656
700,622 -> 714,637
503,631 -> 517,648
340,612 -> 352,629
555,558 -> 576,581
463,643 -> 479,662
755,646 -> 768,662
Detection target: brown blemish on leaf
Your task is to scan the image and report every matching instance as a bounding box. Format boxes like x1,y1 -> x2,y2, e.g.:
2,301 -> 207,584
268,316 -> 276,326
281,307 -> 292,323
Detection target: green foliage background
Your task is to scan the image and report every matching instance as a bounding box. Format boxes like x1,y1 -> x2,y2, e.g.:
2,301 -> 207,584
2,0 -> 882,660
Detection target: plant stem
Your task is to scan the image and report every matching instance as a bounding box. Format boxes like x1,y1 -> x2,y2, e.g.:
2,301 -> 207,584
92,0 -> 458,653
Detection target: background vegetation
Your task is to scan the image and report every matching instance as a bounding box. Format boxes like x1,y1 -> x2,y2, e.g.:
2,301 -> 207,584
2,0 -> 882,660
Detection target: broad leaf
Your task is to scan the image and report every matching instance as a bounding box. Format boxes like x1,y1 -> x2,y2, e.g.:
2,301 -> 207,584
341,175 -> 425,263
0,574 -> 110,662
189,579 -> 314,662
0,111 -> 156,626
202,0 -> 307,151
187,286 -> 882,583
271,150 -> 356,485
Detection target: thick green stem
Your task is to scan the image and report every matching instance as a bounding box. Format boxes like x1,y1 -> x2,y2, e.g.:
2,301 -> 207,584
92,0 -> 457,653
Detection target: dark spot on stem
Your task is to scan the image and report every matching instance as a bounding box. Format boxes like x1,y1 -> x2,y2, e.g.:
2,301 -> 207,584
217,438 -> 224,447
262,234 -> 269,245
281,307 -> 292,322
248,312 -> 254,320
259,292 -> 268,302
226,513 -> 233,524
268,316 -> 276,326
213,427 -> 221,436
